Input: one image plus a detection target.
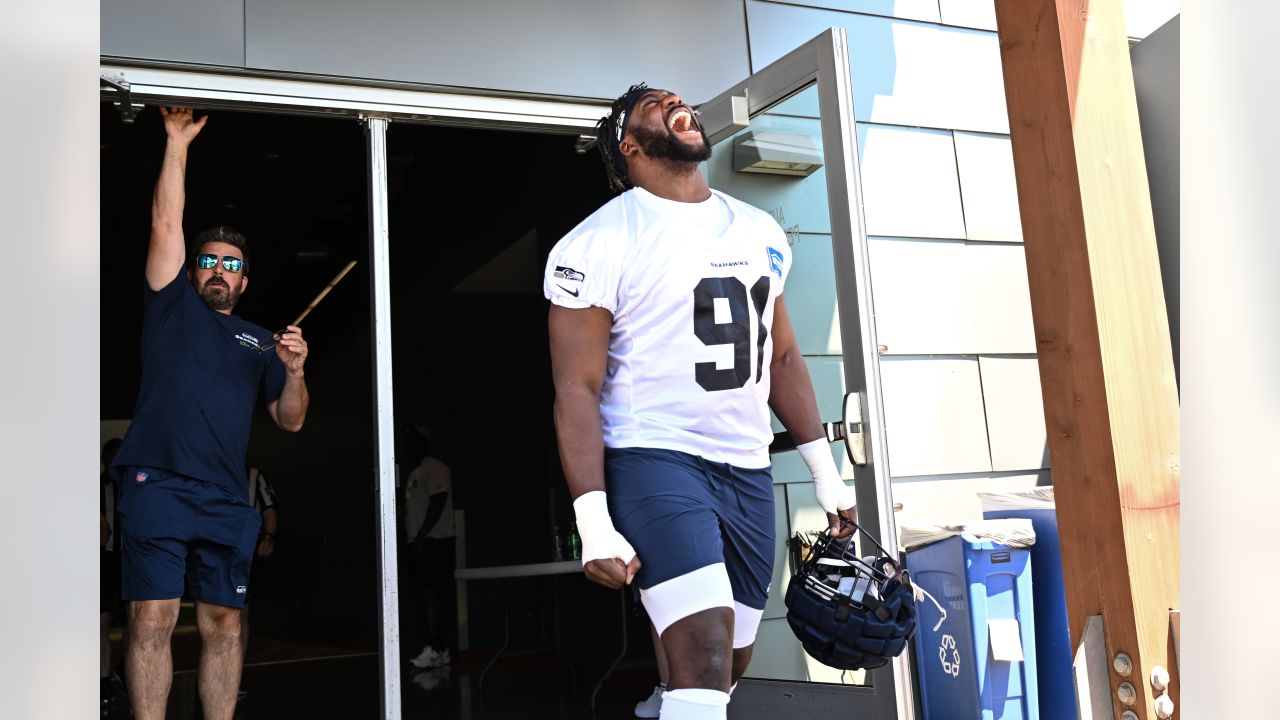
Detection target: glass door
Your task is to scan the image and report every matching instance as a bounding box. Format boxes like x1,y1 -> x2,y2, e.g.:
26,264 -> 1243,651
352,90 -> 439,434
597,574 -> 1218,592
696,28 -> 909,718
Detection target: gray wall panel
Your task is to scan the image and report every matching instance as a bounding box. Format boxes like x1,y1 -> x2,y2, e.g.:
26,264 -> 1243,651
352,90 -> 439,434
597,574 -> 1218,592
243,0 -> 750,101
1131,16 -> 1179,382
102,0 -> 245,67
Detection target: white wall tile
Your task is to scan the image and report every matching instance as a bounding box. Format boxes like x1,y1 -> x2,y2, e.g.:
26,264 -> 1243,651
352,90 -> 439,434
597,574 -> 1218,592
879,357 -> 992,477
938,0 -> 998,31
953,131 -> 1024,242
778,0 -> 940,24
857,125 -> 966,239
979,357 -> 1051,471
867,238 -> 1037,354
891,471 -> 1048,532
746,3 -> 1010,132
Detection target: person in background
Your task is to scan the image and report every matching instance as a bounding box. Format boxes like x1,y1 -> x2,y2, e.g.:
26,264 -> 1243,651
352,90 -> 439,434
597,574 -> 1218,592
101,438 -> 124,715
402,426 -> 457,672
110,106 -> 310,720
238,465 -> 278,697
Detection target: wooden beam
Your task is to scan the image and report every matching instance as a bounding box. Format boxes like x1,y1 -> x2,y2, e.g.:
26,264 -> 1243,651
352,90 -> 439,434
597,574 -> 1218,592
991,1 -> 1180,718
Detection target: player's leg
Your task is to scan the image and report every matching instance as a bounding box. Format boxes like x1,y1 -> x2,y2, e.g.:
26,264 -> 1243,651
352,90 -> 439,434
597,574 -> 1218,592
188,482 -> 260,719
195,601 -> 243,720
658,607 -> 734,718
116,468 -> 191,720
714,462 -> 776,688
126,599 -> 180,720
606,449 -> 737,719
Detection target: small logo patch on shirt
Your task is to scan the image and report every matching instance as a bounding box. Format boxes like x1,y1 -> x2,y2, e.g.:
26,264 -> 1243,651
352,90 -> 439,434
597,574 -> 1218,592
553,266 -> 585,282
235,332 -> 261,350
236,585 -> 247,595
135,471 -> 149,483
767,247 -> 785,279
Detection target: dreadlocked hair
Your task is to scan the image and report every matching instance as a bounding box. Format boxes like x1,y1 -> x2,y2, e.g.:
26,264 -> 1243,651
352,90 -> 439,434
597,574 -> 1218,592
595,82 -> 649,193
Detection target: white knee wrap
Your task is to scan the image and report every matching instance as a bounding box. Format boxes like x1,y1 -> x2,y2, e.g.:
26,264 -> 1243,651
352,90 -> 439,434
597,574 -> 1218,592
660,688 -> 729,720
640,563 -> 734,637
732,602 -> 763,649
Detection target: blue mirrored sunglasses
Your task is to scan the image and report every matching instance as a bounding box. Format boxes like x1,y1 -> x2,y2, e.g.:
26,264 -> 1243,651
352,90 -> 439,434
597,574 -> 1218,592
195,253 -> 244,273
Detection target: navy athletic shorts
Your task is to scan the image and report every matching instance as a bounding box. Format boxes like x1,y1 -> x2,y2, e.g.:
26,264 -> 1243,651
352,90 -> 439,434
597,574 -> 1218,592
117,466 -> 261,608
605,447 -> 775,610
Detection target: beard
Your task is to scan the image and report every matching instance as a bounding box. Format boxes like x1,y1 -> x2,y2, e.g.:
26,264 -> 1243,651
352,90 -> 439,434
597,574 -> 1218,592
631,122 -> 712,167
197,278 -> 241,311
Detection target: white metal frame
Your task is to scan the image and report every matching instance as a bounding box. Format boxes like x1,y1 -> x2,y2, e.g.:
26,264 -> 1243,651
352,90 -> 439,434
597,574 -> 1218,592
364,116 -> 400,720
100,64 -> 606,134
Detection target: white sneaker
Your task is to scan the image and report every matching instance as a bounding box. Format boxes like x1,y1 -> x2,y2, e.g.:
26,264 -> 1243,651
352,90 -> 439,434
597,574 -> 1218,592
409,645 -> 439,668
411,667 -> 450,691
634,684 -> 664,718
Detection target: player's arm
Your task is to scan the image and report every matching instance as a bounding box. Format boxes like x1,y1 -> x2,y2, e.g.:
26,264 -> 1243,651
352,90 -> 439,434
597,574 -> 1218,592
148,107 -> 208,291
257,507 -> 278,557
768,296 -> 857,536
266,325 -> 310,432
548,304 -> 639,588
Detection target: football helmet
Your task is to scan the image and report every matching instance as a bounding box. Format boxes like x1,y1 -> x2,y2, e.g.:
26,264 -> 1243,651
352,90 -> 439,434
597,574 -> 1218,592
784,519 -> 920,670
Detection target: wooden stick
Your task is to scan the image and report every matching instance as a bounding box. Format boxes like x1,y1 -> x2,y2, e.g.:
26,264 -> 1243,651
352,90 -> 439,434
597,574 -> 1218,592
291,260 -> 357,326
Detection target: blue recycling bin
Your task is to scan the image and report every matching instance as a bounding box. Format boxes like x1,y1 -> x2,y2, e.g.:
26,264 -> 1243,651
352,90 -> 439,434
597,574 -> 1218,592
906,532 -> 1039,720
981,489 -> 1076,720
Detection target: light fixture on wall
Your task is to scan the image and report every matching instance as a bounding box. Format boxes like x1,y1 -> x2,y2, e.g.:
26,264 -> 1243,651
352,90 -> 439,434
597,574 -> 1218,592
732,130 -> 823,177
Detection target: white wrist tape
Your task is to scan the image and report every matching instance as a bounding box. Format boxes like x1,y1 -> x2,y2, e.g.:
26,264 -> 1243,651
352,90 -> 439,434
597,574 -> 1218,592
797,438 -> 857,514
572,491 -> 637,567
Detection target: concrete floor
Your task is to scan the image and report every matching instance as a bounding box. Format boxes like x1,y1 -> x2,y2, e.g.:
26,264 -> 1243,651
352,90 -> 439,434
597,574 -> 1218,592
102,630 -> 658,719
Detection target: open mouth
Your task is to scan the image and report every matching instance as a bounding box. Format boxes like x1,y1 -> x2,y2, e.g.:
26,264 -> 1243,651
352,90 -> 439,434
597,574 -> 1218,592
667,108 -> 699,135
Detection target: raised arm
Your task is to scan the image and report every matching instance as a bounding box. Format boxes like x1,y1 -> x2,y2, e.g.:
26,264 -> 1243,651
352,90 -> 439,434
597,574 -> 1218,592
147,107 -> 207,291
548,304 -> 639,588
768,296 -> 857,536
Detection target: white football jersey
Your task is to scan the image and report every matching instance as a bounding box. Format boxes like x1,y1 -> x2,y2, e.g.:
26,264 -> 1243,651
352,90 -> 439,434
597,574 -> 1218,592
544,187 -> 792,468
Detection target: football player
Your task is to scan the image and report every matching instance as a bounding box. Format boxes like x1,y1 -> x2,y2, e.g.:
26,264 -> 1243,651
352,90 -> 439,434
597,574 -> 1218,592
546,84 -> 858,720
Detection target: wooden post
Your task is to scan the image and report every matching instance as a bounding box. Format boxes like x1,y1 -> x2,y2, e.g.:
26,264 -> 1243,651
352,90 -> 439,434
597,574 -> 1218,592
992,1 -> 1180,717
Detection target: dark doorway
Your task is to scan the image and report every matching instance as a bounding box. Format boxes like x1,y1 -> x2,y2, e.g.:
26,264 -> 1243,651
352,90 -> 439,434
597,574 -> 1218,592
100,103 -> 380,717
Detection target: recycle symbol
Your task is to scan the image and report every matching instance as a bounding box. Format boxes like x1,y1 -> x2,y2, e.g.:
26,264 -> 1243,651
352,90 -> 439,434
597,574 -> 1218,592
938,634 -> 961,677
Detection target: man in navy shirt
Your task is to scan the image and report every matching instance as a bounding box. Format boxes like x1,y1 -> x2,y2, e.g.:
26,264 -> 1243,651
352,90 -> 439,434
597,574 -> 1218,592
111,106 -> 310,720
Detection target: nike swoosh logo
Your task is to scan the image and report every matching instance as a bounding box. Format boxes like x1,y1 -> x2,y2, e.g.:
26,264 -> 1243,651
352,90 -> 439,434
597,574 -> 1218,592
558,285 -> 580,297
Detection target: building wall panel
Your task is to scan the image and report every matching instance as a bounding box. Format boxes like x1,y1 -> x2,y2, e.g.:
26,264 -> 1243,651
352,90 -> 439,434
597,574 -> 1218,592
867,238 -> 1037,355
979,356 -> 1051,471
857,124 -> 966,239
892,470 -> 1048,530
954,131 -> 1024,243
937,0 -> 998,31
747,2 -> 1009,132
879,357 -> 991,477
102,0 -> 245,66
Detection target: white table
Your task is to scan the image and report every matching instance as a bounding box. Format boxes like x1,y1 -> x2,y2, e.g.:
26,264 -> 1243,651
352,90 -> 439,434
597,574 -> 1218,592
455,560 -> 631,718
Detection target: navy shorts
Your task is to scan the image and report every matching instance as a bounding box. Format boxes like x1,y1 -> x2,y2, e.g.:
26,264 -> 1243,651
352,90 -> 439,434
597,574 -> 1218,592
117,467 -> 261,608
605,447 -> 775,611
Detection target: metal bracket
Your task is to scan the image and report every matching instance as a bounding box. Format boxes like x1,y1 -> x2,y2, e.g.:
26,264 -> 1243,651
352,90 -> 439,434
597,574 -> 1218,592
100,71 -> 144,124
837,392 -> 867,466
574,134 -> 598,154
699,92 -> 750,145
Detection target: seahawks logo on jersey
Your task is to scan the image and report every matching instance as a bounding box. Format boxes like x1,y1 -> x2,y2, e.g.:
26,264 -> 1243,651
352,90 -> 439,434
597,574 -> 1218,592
553,266 -> 585,282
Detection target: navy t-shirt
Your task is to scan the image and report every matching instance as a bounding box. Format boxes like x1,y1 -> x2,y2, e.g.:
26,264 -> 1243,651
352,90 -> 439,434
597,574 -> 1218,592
112,270 -> 286,500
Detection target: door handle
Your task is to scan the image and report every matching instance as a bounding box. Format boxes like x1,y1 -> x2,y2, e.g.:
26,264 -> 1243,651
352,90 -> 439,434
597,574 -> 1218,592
834,392 -> 867,466
767,392 -> 868,466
